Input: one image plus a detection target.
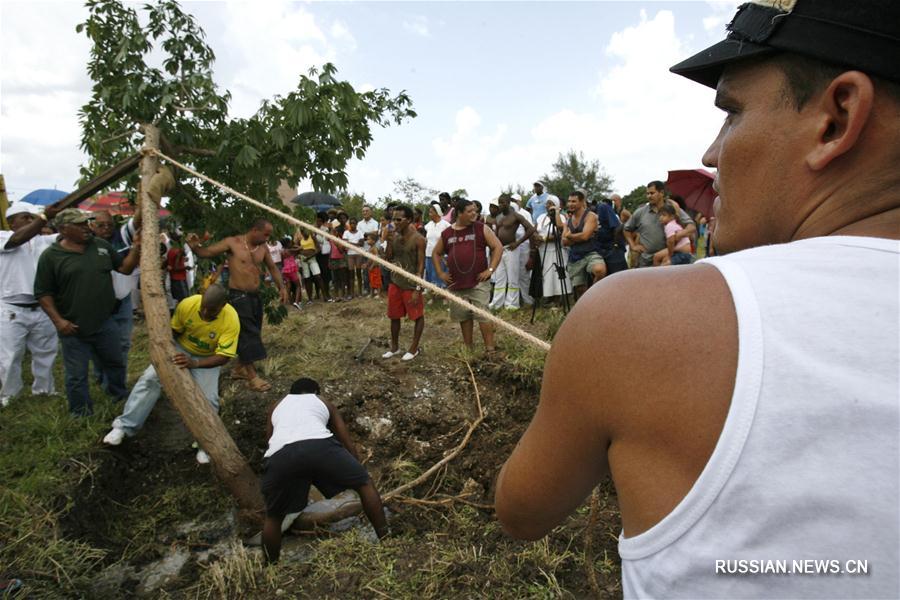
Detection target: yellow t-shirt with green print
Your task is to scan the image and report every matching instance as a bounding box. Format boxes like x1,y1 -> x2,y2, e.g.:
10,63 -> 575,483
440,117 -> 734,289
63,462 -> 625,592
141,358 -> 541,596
171,295 -> 240,358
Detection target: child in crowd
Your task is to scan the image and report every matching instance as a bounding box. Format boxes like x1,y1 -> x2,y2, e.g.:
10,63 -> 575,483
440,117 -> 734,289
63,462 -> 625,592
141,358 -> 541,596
329,224 -> 349,301
654,203 -> 694,266
280,236 -> 303,309
342,218 -> 364,299
295,227 -> 327,304
261,377 -> 389,563
363,232 -> 382,298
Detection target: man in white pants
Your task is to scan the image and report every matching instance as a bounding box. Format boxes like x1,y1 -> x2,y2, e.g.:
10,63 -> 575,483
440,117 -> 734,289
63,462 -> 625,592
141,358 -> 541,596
512,195 -> 535,308
0,202 -> 62,407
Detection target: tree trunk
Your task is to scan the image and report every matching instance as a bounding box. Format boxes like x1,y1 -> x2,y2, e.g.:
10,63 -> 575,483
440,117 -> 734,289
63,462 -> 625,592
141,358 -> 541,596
139,124 -> 264,517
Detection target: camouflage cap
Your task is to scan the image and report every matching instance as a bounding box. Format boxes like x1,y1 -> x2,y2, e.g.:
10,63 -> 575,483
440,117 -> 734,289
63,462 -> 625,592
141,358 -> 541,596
53,208 -> 92,227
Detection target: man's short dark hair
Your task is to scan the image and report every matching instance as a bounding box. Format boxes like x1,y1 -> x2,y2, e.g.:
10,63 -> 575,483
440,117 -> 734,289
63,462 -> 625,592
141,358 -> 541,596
395,204 -> 414,220
316,211 -> 328,222
647,181 -> 666,193
290,377 -> 321,395
769,52 -> 900,110
569,190 -> 585,202
659,203 -> 678,217
438,192 -> 451,201
251,218 -> 271,230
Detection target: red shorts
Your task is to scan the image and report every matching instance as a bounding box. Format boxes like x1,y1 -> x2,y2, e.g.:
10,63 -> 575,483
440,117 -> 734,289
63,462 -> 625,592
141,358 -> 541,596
387,283 -> 424,321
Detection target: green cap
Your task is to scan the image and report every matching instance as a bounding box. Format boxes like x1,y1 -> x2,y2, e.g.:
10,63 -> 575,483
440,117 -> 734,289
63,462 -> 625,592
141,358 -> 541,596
53,208 -> 92,227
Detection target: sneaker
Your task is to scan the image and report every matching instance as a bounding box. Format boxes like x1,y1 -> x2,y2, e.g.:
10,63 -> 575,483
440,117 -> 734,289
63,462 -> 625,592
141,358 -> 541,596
401,350 -> 419,361
196,449 -> 211,464
0,397 -> 9,408
293,302 -> 302,310
103,427 -> 126,446
382,350 -> 400,359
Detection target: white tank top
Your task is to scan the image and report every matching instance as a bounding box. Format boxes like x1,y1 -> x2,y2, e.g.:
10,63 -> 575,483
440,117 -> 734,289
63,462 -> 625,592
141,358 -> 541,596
264,394 -> 333,458
620,236 -> 899,599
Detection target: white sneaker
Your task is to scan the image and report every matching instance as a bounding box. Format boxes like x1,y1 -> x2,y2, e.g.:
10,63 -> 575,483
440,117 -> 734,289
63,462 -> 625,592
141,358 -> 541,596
103,427 -> 126,446
382,350 -> 400,359
1,397 -> 9,408
196,449 -> 211,464
401,350 -> 419,362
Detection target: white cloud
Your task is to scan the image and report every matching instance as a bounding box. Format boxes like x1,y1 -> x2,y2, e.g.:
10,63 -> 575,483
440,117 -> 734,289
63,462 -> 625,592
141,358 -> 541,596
703,1 -> 742,34
220,1 -> 349,118
402,15 -> 430,37
0,2 -> 92,196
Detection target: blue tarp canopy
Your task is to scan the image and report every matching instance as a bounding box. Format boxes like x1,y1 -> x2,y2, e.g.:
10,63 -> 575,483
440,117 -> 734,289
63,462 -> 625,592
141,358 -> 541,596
20,189 -> 68,206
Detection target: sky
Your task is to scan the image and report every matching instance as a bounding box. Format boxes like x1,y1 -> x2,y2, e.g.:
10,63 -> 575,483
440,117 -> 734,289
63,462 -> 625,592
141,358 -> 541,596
0,0 -> 741,205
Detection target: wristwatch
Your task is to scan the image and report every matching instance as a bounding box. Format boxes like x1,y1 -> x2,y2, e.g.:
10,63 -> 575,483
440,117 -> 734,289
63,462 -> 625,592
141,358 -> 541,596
488,267 -> 494,273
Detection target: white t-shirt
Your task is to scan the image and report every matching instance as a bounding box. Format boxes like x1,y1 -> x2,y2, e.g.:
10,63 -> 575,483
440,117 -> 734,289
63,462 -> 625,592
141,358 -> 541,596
0,231 -> 58,304
357,217 -> 379,237
424,219 -> 451,256
267,241 -> 283,263
265,394 -> 333,458
317,225 -> 331,255
342,230 -> 363,255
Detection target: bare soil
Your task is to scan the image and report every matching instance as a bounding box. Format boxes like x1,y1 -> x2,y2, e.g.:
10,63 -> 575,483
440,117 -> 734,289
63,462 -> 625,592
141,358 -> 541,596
59,296 -> 622,598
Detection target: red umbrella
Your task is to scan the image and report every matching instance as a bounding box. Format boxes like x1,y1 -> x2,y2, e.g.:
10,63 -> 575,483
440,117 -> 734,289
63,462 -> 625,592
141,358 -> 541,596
666,169 -> 716,218
80,192 -> 171,217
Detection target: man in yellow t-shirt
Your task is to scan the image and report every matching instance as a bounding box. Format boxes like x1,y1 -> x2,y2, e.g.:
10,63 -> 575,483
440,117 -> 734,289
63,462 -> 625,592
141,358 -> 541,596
103,284 -> 239,464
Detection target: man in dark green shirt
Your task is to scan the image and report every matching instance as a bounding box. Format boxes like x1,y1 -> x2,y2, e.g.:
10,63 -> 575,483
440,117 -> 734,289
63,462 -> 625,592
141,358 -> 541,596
34,209 -> 141,416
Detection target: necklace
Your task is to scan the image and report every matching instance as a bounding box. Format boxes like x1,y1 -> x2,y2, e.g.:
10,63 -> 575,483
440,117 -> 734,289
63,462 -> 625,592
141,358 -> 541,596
243,235 -> 262,255
448,223 -> 478,275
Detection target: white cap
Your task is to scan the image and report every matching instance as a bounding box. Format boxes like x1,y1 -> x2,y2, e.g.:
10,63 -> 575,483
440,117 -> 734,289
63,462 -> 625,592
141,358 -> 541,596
5,202 -> 40,219
511,193 -> 522,202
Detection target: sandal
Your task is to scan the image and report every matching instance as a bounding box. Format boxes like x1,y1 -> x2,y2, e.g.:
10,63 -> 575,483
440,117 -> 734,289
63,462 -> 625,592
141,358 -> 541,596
229,364 -> 251,381
247,377 -> 272,392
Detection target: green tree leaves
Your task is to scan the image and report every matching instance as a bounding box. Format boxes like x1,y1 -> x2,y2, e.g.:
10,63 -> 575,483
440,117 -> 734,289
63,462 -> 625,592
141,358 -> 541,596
540,150 -> 614,202
77,0 -> 416,237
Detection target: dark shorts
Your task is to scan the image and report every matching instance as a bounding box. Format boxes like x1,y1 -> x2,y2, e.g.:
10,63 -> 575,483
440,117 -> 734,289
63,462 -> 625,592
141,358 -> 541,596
671,252 -> 694,265
260,437 -> 370,517
228,289 -> 266,363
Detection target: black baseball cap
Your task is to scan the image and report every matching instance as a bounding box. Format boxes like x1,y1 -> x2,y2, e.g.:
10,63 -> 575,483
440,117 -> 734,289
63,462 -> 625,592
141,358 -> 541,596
670,0 -> 900,89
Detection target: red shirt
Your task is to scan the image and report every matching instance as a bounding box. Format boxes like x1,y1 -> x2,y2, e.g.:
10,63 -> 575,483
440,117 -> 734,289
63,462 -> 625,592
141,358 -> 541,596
166,247 -> 187,281
440,222 -> 488,291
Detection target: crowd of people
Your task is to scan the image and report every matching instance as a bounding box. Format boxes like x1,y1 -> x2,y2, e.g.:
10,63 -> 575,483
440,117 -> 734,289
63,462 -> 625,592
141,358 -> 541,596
1,176 -> 710,416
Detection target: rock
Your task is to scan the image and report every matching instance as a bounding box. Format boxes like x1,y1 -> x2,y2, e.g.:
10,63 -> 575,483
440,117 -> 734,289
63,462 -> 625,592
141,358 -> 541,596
406,439 -> 431,460
354,416 -> 394,439
135,547 -> 190,596
460,478 -> 484,501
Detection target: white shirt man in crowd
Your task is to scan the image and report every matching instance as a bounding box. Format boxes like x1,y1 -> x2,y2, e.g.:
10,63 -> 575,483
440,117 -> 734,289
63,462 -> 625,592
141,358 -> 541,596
497,0 -> 899,597
0,202 -> 62,407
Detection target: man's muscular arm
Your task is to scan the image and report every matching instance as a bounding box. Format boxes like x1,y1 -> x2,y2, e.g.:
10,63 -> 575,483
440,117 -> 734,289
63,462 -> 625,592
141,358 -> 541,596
186,233 -> 232,258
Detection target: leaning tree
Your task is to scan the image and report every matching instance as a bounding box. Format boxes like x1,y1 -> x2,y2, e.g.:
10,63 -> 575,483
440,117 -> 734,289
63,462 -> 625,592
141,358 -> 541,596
77,0 -> 416,514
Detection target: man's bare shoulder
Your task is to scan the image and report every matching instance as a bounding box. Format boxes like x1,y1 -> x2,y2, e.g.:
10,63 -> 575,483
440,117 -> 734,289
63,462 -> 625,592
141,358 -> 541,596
547,263 -> 736,418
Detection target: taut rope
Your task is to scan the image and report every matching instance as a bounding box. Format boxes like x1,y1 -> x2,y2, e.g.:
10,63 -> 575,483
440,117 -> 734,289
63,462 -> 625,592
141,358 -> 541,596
150,149 -> 552,352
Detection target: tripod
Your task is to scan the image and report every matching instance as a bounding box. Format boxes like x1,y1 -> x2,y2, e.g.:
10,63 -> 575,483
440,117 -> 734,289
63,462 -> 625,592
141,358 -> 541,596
531,208 -> 571,323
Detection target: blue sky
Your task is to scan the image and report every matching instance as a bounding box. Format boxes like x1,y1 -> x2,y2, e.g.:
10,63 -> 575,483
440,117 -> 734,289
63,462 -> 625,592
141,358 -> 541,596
1,1 -> 740,204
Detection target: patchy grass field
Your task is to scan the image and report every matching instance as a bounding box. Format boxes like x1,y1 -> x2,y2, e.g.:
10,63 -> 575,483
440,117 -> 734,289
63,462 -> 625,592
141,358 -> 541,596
0,296 -> 622,598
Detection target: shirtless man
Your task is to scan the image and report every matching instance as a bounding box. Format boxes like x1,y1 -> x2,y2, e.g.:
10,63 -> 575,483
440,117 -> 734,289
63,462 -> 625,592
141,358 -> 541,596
382,205 -> 426,361
187,218 -> 287,392
496,1 -> 900,597
488,194 -> 535,311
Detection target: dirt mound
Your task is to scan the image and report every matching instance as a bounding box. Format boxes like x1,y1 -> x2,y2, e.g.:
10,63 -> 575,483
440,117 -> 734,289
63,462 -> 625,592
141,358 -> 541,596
59,298 -> 622,597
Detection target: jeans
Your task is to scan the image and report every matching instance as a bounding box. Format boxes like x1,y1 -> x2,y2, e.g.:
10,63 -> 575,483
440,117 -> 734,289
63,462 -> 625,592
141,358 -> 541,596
112,342 -> 221,435
93,294 -> 133,386
60,317 -> 127,416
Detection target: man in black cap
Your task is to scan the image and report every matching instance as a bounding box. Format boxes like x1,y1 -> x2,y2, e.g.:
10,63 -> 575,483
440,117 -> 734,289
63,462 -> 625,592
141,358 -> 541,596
35,209 -> 141,416
496,2 -> 900,597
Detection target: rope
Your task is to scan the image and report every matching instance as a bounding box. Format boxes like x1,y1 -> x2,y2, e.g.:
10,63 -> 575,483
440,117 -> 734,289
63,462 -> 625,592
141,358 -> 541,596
151,149 -> 552,352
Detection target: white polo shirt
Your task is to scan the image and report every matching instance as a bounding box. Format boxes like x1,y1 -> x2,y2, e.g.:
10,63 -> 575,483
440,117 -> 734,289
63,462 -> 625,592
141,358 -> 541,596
0,231 -> 58,304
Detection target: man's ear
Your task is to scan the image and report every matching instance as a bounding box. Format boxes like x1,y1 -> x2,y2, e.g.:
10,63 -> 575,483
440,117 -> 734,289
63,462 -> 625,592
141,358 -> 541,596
806,71 -> 875,171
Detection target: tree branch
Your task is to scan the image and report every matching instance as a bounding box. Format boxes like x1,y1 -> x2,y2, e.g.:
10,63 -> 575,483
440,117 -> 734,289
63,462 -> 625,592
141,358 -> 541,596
179,146 -> 217,157
100,127 -> 137,146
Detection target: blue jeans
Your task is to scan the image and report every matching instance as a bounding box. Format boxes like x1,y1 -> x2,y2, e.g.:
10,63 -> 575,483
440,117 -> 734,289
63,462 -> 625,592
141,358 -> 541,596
112,342 -> 221,435
424,258 -> 447,289
93,294 -> 133,385
60,317 -> 127,416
